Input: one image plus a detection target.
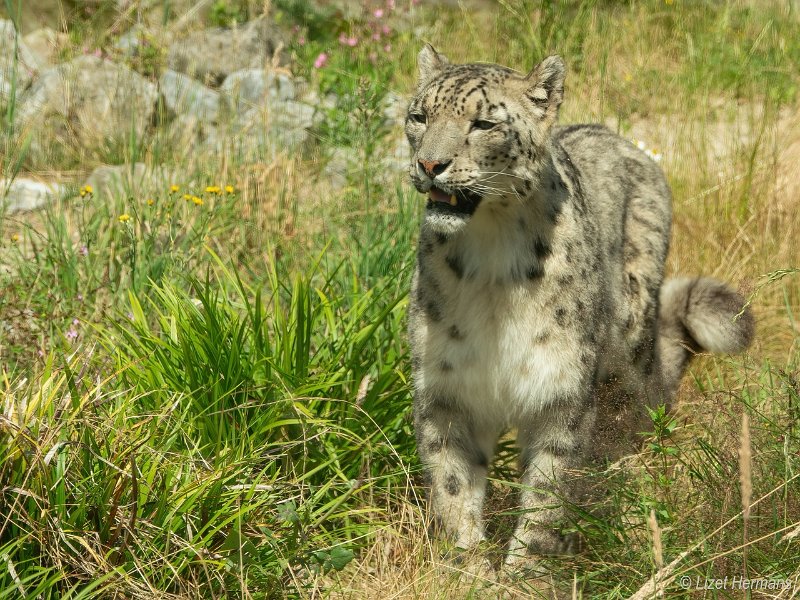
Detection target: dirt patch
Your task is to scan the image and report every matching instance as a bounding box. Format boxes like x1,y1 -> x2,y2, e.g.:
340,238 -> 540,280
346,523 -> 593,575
774,113 -> 800,214
606,100 -> 796,171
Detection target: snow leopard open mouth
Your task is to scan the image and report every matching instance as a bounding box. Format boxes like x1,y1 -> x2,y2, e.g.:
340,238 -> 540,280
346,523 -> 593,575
426,187 -> 483,216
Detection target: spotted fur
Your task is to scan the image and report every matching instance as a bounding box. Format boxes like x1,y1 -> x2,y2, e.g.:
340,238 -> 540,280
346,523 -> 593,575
406,45 -> 754,570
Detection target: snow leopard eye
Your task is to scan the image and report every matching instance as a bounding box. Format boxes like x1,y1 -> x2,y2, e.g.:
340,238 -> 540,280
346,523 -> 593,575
471,119 -> 497,131
408,112 -> 427,125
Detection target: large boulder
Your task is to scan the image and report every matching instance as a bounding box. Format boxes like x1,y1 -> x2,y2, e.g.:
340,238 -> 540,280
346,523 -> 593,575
221,68 -> 296,111
166,16 -> 285,86
166,67 -> 320,157
234,98 -> 317,145
222,68 -> 320,152
324,134 -> 410,190
16,55 -> 158,154
159,69 -> 223,122
22,27 -> 67,67
218,90 -> 319,156
1,176 -> 65,213
0,19 -> 41,103
84,163 -> 180,200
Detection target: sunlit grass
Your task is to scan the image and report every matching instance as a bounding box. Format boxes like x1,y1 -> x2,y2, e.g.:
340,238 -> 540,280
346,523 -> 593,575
0,0 -> 798,597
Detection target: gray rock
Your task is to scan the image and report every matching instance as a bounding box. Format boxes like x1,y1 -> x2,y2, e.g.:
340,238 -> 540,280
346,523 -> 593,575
167,16 -> 285,86
382,91 -> 408,127
114,24 -> 147,55
1,19 -> 41,103
202,116 -> 305,160
324,146 -> 357,189
206,124 -> 306,159
84,163 -> 180,199
298,87 -> 337,111
160,69 -> 223,122
229,98 -> 318,150
167,113 -> 219,149
180,67 -> 322,157
385,133 -> 411,170
325,134 -> 410,189
268,99 -> 316,130
16,55 -> 159,151
21,27 -> 67,67
1,176 -> 65,213
221,68 -> 295,112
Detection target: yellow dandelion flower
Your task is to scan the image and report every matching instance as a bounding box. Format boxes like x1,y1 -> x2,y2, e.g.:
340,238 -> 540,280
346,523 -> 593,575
205,185 -> 222,194
191,196 -> 204,206
224,185 -> 235,194
183,194 -> 193,201
170,184 -> 180,193
80,185 -> 93,197
146,198 -> 155,206
10,233 -> 19,243
118,214 -> 131,223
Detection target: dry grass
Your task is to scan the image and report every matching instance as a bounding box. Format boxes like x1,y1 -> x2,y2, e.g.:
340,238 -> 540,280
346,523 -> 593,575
1,1 -> 798,598
311,2 -> 800,597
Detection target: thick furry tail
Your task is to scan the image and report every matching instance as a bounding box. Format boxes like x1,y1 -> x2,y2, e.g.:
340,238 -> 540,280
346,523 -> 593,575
658,277 -> 754,399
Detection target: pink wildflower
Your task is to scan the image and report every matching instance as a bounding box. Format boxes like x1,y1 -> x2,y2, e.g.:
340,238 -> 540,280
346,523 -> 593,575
313,52 -> 328,68
347,36 -> 358,47
374,8 -> 384,18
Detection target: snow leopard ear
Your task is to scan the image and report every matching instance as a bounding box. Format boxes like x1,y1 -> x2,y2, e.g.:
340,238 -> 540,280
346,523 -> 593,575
417,44 -> 449,89
523,55 -> 565,121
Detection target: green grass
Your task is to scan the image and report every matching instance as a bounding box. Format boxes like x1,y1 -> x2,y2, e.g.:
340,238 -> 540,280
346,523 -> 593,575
1,198 -> 418,597
1,0 -> 799,597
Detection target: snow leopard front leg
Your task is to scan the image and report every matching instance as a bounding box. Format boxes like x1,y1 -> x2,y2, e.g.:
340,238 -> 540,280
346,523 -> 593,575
414,393 -> 500,550
505,393 -> 596,569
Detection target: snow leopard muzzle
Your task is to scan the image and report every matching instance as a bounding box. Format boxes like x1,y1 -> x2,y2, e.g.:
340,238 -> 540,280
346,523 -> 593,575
426,186 -> 483,216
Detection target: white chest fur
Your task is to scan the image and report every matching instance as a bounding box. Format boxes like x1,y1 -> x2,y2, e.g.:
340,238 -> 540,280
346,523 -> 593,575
415,205 -> 586,426
418,282 -> 584,426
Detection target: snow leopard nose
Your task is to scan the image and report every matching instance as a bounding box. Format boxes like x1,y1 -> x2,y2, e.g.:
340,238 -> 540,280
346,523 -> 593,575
419,159 -> 451,177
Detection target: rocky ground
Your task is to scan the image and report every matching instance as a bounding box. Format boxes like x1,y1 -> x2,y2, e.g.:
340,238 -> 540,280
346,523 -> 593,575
0,3 -> 410,214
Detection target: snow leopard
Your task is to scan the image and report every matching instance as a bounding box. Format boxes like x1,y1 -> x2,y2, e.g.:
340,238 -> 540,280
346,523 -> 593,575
405,45 -> 754,569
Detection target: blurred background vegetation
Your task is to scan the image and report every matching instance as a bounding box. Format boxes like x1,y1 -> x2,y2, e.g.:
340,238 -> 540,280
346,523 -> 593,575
0,0 -> 798,598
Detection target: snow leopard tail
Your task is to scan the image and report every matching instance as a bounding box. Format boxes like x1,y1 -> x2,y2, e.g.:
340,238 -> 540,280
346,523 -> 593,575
658,277 -> 754,399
